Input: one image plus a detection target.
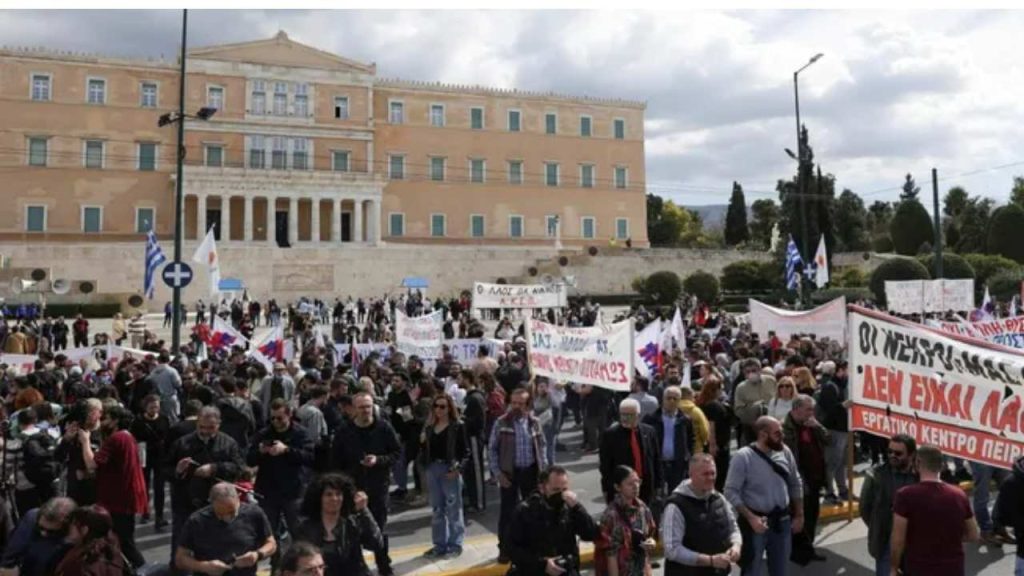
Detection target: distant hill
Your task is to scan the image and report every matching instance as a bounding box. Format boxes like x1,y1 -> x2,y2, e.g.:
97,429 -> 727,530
686,204 -> 729,230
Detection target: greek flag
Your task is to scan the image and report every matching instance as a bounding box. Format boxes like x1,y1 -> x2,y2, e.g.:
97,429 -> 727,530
144,230 -> 167,299
785,235 -> 803,291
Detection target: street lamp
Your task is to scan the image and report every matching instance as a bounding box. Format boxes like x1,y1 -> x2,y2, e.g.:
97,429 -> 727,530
158,9 -> 217,356
792,52 -> 823,307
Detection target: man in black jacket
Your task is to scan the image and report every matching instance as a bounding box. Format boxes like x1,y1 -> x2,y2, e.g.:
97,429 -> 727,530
164,405 -> 245,573
507,465 -> 598,576
599,398 -> 663,505
643,386 -> 695,494
459,368 -> 488,511
995,454 -> 1024,574
817,360 -> 850,503
331,391 -> 402,576
246,398 -> 315,569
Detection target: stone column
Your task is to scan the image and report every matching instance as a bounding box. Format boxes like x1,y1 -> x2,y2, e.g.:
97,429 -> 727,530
243,195 -> 253,242
267,197 -> 276,245
331,199 -> 341,243
370,199 -> 382,245
197,194 -> 207,239
221,195 -> 232,242
288,196 -> 299,246
311,197 -> 321,243
353,199 -> 364,243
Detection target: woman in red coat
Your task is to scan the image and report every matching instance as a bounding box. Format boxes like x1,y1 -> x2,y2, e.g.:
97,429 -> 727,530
79,405 -> 148,569
55,505 -> 128,576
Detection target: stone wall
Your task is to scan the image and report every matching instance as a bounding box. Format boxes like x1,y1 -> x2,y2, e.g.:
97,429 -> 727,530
0,242 -> 771,310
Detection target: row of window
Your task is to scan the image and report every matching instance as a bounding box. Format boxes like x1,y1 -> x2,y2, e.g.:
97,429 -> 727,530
26,137 -> 159,171
28,74 -> 628,139
23,205 -> 155,233
388,100 -> 626,138
388,213 -> 629,240
387,155 -> 630,189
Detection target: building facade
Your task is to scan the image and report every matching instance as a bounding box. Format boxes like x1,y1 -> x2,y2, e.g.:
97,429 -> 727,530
0,32 -> 648,249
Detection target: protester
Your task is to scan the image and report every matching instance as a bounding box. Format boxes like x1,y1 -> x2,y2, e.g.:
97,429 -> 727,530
278,541 -> 327,576
421,392 -> 469,558
733,361 -> 776,445
0,497 -> 77,576
175,483 -> 276,576
662,453 -> 742,574
130,393 -> 170,529
859,434 -> 918,576
816,360 -> 851,505
599,398 -> 661,506
506,465 -> 599,576
458,368 -> 488,511
696,375 -> 731,492
890,445 -> 978,576
678,387 -> 708,455
53,505 -> 127,576
294,473 -> 382,576
594,465 -> 657,576
765,376 -> 795,422
643,385 -> 694,493
781,394 -> 828,565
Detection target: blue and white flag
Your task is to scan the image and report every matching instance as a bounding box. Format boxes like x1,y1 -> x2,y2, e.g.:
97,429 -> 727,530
144,230 -> 167,299
785,235 -> 803,292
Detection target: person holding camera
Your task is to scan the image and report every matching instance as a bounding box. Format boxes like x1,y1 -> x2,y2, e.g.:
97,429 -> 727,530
507,465 -> 598,576
595,465 -> 657,576
724,416 -> 803,576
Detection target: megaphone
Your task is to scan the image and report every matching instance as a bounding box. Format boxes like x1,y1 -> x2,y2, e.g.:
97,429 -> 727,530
11,278 -> 35,294
52,279 -> 71,295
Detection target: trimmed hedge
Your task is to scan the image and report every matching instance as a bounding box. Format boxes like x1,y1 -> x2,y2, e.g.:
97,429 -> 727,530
721,260 -> 778,292
811,287 -> 872,304
639,270 -> 682,305
989,269 -> 1024,302
917,253 -> 975,279
963,253 -> 1021,286
683,271 -> 720,304
869,257 -> 931,306
890,200 -> 934,256
988,204 -> 1024,263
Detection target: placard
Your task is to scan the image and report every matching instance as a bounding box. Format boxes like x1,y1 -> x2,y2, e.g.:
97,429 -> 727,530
886,279 -> 975,314
472,282 -> 567,309
525,318 -> 633,391
395,309 -> 443,359
749,297 -> 847,344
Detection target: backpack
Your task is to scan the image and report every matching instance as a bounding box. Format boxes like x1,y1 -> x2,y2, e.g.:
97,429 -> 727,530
23,433 -> 60,488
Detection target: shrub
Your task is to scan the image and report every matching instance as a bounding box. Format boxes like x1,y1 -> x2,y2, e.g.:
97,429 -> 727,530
963,253 -> 1021,286
917,253 -> 975,279
631,276 -> 646,294
811,287 -> 872,304
869,257 -> 931,306
889,200 -> 934,256
872,235 -> 894,253
721,260 -> 776,292
988,269 -> 1024,302
832,267 -> 868,288
988,204 -> 1024,263
683,271 -> 720,304
639,270 -> 682,305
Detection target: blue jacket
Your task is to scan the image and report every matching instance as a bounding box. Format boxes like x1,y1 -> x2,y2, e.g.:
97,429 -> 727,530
0,509 -> 70,576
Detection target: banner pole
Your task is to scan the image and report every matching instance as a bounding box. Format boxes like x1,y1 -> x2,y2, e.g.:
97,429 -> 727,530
847,426 -> 856,522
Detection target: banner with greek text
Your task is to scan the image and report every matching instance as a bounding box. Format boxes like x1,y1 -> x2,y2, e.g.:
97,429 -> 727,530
749,297 -> 847,344
396,309 -> 444,359
472,282 -> 567,310
525,318 -> 634,391
849,306 -> 1024,469
885,279 -> 975,314
930,316 -> 1024,349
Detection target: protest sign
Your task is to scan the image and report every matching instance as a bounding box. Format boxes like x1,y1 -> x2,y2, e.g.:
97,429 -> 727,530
849,306 -> 1024,469
749,297 -> 847,344
472,282 -> 567,309
885,279 -> 975,314
930,316 -> 1024,349
525,318 -> 633,391
396,309 -> 443,359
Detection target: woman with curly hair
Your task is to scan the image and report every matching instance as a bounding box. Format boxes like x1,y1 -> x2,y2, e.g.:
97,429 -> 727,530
294,473 -> 382,576
54,505 -> 127,576
594,466 -> 657,576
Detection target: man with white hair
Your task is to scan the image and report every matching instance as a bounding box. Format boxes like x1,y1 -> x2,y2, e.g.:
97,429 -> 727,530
816,359 -> 850,504
599,397 -> 662,505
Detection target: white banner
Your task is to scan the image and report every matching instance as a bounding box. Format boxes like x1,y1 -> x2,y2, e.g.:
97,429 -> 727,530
749,297 -> 847,344
930,316 -> 1024,349
885,279 -> 975,314
472,282 -> 568,310
525,318 -> 634,391
396,309 -> 444,359
849,306 -> 1024,469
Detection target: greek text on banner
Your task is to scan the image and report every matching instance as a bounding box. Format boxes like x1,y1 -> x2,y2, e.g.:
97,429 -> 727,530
749,297 -> 846,344
525,318 -> 634,391
395,309 -> 443,359
472,282 -> 567,309
848,306 -> 1024,469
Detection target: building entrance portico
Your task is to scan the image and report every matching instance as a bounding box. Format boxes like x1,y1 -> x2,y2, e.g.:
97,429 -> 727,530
183,166 -> 384,247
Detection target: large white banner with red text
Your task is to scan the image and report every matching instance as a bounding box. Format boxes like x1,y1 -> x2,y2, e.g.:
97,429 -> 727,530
395,309 -> 444,359
930,316 -> 1024,349
472,282 -> 568,309
525,318 -> 634,391
749,297 -> 847,344
849,306 -> 1024,469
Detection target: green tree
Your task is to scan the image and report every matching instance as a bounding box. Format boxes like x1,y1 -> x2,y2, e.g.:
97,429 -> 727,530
900,173 -> 921,202
724,182 -> 750,246
962,253 -> 1021,285
869,257 -> 931,306
867,201 -> 893,235
953,196 -> 994,254
1011,176 -> 1024,209
640,271 -> 682,305
748,199 -> 780,249
683,271 -> 720,303
988,203 -> 1024,263
776,127 -> 836,262
943,186 -> 969,218
889,200 -> 934,256
833,189 -> 869,251
917,253 -> 975,279
646,194 -> 707,247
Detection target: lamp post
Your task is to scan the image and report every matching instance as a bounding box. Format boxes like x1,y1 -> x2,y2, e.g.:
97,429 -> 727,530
792,52 -> 823,307
159,9 -> 217,355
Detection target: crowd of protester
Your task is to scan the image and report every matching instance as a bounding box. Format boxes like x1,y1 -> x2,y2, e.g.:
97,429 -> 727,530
0,292 -> 1022,576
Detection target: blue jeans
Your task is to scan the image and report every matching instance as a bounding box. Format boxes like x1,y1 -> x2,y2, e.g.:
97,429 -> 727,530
742,517 -> 791,576
971,462 -> 1008,531
1016,555 -> 1024,576
544,405 -> 562,466
392,445 -> 409,492
426,462 -> 465,552
875,545 -> 890,576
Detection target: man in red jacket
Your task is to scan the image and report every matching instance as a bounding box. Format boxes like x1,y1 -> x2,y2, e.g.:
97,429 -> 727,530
79,405 -> 148,568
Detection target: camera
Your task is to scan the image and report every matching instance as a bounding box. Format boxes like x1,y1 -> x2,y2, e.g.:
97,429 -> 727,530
553,555 -> 579,576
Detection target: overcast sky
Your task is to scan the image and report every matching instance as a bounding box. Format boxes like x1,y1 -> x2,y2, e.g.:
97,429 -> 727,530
4,9 -> 1023,208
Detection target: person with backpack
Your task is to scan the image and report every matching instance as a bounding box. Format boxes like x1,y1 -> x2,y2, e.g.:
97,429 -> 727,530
12,408 -> 60,518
